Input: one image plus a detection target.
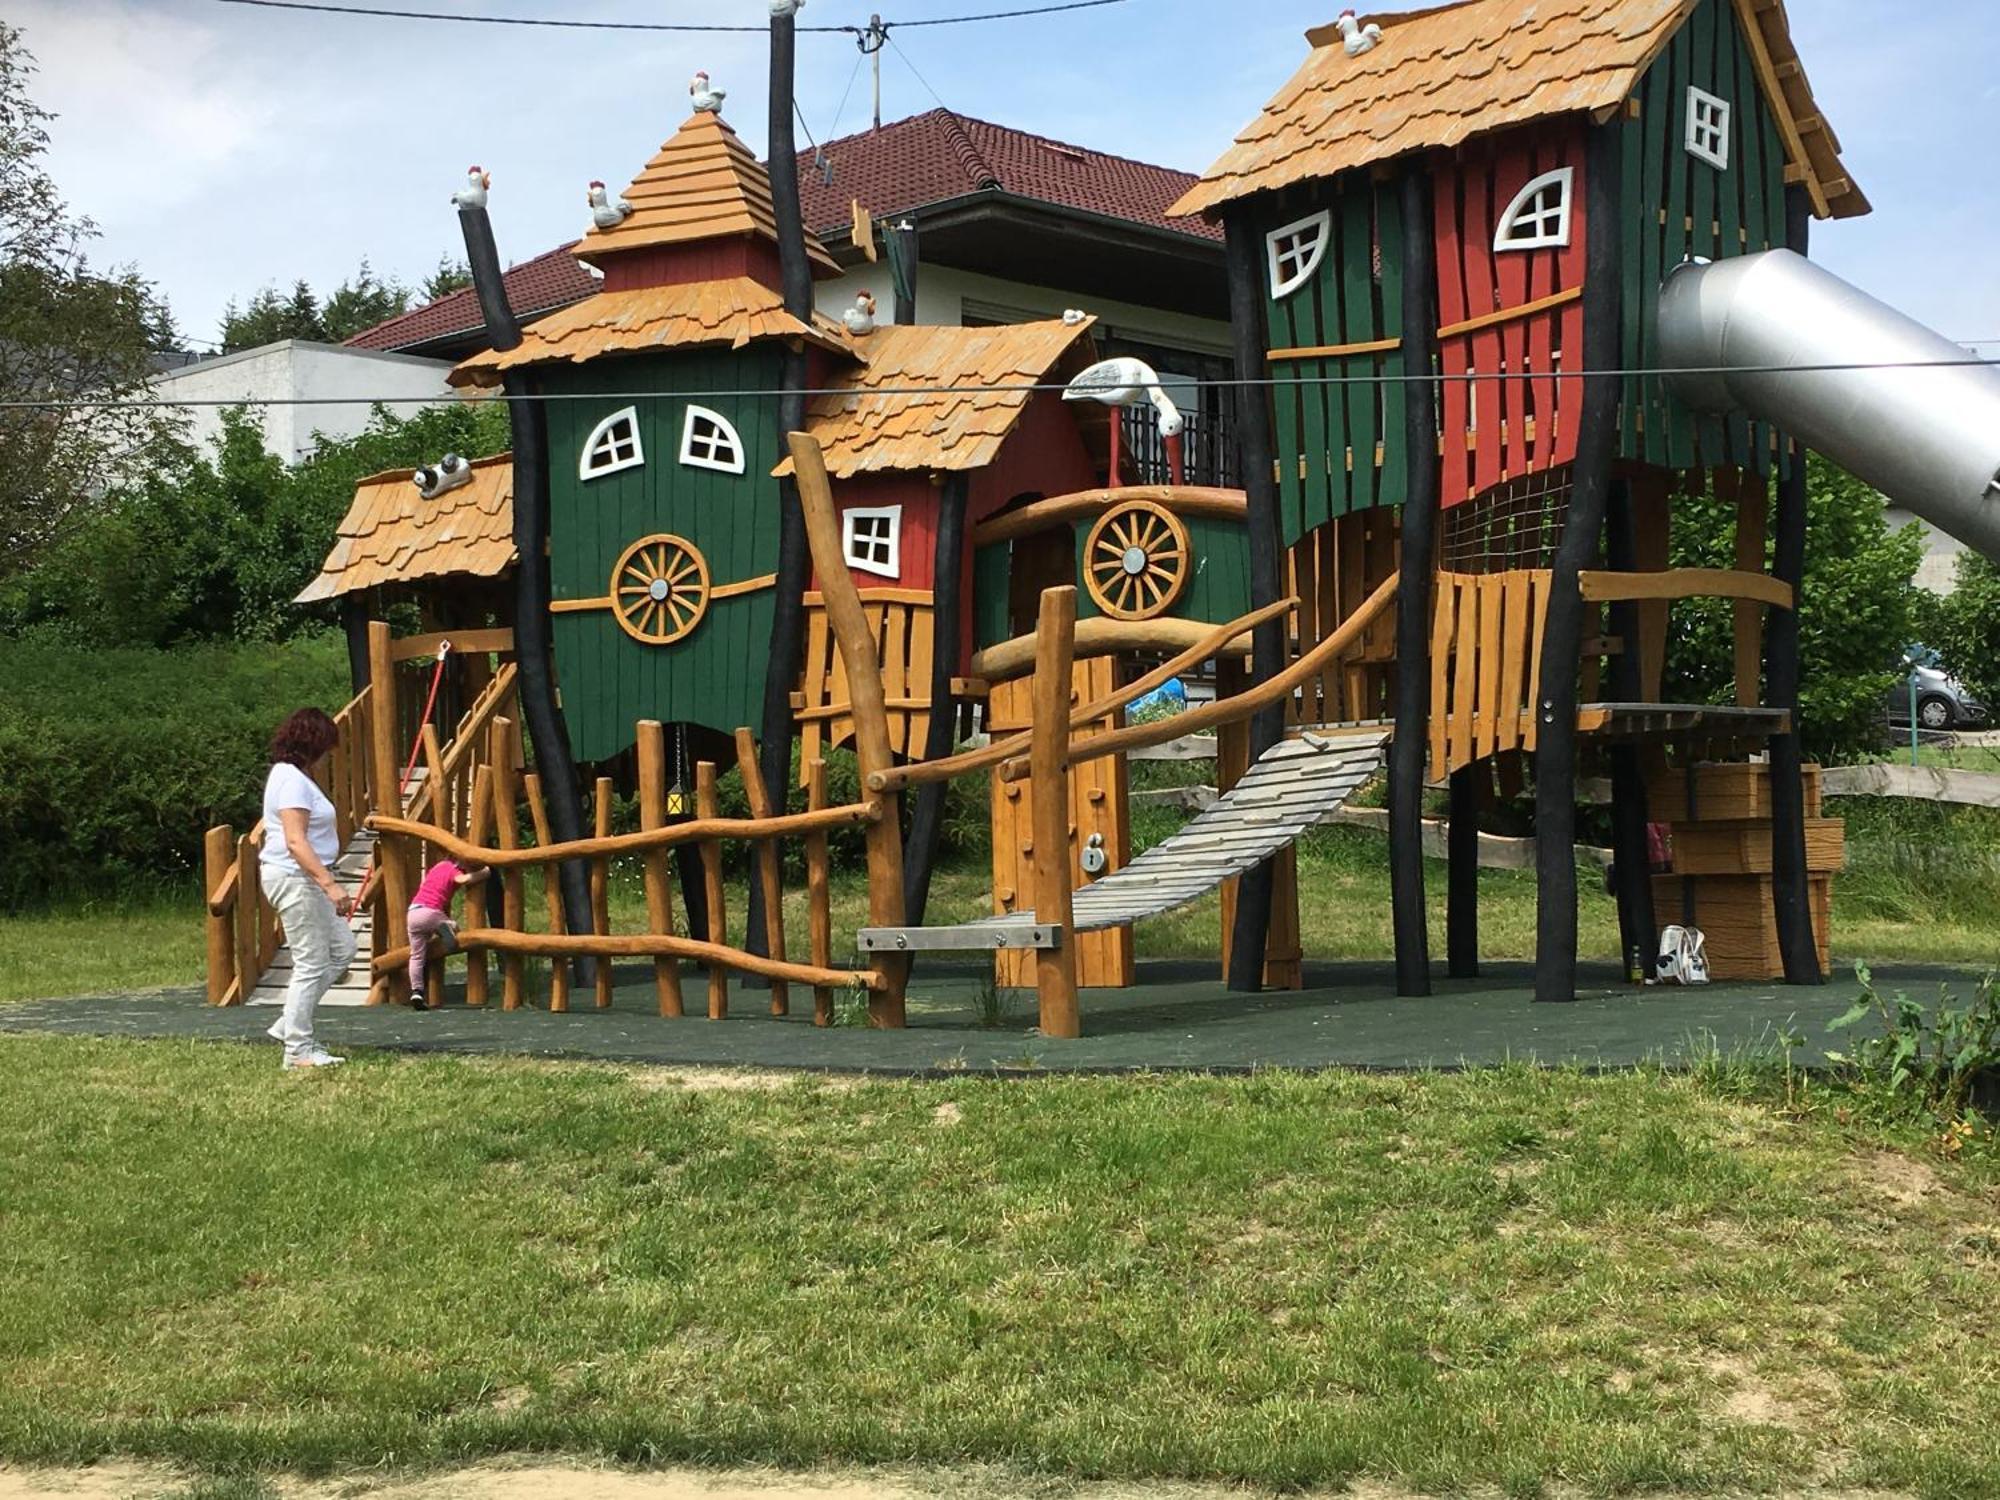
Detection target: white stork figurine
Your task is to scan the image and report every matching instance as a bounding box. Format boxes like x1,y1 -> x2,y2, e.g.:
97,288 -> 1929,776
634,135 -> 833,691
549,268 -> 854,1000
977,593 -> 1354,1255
1063,356 -> 1186,486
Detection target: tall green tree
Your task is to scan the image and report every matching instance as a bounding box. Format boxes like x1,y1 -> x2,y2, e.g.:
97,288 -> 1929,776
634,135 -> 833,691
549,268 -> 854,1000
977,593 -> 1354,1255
321,258 -> 409,341
218,280 -> 326,350
1663,456 -> 1925,761
0,23 -> 178,580
420,255 -> 472,303
1918,551 -> 2000,706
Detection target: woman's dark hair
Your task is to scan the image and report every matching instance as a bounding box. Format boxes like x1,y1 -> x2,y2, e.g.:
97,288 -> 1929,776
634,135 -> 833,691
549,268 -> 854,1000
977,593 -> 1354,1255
270,708 -> 339,768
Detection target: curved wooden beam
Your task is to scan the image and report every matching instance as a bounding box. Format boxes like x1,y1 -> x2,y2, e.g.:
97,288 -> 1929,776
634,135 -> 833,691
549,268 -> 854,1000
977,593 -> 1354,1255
971,615 -> 1261,683
971,485 -> 1247,547
1575,568 -> 1794,610
372,929 -> 883,992
876,596 -> 1298,794
368,800 -> 879,870
999,572 -> 1401,783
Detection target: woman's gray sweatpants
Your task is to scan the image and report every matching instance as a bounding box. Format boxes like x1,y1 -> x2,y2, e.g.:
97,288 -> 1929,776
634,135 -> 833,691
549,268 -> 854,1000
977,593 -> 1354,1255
260,867 -> 357,1057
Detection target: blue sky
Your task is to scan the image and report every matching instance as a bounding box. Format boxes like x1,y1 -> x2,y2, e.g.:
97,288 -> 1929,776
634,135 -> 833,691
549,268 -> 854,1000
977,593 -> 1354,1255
14,0 -> 2000,352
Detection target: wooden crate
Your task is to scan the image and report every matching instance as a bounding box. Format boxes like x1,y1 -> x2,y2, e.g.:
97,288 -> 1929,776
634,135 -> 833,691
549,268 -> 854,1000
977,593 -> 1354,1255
1671,817 -> 1845,876
1646,761 -> 1822,822
1650,874 -> 1832,981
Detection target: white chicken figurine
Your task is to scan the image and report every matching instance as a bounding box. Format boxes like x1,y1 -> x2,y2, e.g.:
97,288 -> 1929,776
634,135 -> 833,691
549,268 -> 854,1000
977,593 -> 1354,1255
1062,356 -> 1186,487
587,180 -> 633,230
842,290 -> 878,338
1062,308 -> 1089,326
451,166 -> 490,210
770,0 -> 804,14
1334,10 -> 1382,56
690,71 -> 726,114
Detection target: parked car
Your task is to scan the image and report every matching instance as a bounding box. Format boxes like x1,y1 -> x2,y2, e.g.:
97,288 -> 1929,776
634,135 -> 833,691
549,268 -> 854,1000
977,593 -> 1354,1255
1886,648 -> 1988,731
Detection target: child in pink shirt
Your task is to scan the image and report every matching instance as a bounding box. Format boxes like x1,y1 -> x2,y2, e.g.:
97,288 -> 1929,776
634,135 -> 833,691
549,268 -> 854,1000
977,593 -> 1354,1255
407,858 -> 489,1008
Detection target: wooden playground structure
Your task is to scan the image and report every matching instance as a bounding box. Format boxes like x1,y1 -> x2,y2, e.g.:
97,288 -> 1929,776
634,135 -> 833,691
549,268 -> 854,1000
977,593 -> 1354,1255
208,0 -> 2000,1035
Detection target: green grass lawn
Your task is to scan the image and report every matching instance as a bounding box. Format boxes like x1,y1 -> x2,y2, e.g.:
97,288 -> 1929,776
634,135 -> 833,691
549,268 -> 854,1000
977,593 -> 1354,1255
0,1036 -> 1994,1494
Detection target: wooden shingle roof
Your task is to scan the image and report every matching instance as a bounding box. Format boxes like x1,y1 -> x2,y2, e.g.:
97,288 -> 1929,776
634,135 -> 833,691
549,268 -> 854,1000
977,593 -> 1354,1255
297,453 -> 515,602
576,111 -> 841,274
448,278 -> 856,388
1169,0 -> 1865,221
775,318 -> 1098,479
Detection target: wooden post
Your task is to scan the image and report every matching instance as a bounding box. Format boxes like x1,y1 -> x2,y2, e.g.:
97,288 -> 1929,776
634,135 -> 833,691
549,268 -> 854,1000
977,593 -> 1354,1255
489,715 -> 525,1011
696,761 -> 729,1020
463,762 -> 494,1007
804,758 -> 834,1026
592,776 -> 615,1008
367,620 -> 413,1006
1767,186 -> 1823,985
734,728 -> 790,1015
1029,586 -> 1081,1039
788,431 -> 908,1026
1605,479 -> 1659,982
1533,121 -> 1626,1005
523,772 -> 571,1013
205,825 -> 234,1006
904,472 -> 970,927
1391,162 -> 1443,998
234,831 -> 258,1007
1220,206 -> 1289,993
1730,469 -> 1769,707
1446,766 -> 1480,979
636,721 -> 686,1017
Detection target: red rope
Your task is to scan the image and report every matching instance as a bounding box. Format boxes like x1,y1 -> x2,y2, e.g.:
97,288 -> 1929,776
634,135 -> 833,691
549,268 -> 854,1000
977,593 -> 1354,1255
352,644 -> 452,916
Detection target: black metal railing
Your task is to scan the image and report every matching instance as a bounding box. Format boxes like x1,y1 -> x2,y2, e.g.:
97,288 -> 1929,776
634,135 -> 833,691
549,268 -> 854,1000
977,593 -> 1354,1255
1120,406 -> 1237,489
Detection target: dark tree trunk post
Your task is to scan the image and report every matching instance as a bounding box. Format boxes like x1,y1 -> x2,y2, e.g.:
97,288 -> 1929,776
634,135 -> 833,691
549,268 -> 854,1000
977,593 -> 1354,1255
341,594 -> 371,697
1768,186 -> 1822,984
458,204 -> 595,958
1603,479 -> 1659,981
749,5 -> 820,970
904,473 -> 970,928
1532,121 -> 1625,1005
1392,164 -> 1443,997
1446,767 -> 1480,978
1220,206 -> 1287,993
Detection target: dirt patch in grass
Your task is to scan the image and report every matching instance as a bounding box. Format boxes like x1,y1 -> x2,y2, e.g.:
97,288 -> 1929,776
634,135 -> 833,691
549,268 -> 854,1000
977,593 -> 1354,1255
1854,1148 -> 1944,1210
624,1067 -> 854,1095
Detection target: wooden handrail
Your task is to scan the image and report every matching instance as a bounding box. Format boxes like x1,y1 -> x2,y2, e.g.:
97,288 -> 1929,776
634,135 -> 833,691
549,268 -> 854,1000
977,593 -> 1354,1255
873,596 -> 1299,794
971,485 -> 1246,547
371,929 -> 885,992
971,615 -> 1264,682
369,800 -> 880,870
405,664 -> 519,825
1000,572 -> 1402,782
1576,568 -> 1793,610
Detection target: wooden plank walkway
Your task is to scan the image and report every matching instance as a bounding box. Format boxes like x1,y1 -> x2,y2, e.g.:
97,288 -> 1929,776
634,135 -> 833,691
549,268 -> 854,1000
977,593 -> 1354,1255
246,831 -> 379,1008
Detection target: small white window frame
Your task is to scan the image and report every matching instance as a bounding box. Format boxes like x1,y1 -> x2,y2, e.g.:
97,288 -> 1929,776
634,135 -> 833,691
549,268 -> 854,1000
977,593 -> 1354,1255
1492,167 -> 1575,252
841,505 -> 902,580
678,404 -> 746,476
1265,210 -> 1332,301
579,406 -> 644,481
1685,85 -> 1731,171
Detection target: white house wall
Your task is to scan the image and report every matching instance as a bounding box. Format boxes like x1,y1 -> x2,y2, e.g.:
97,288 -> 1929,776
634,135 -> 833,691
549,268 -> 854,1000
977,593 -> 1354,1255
150,340 -> 455,465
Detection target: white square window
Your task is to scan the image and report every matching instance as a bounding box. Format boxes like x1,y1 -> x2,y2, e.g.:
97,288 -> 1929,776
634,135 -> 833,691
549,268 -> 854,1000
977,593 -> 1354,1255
841,505 -> 901,579
579,406 -> 644,481
1265,210 -> 1331,301
1493,166 -> 1574,252
1685,86 -> 1731,170
679,404 -> 745,475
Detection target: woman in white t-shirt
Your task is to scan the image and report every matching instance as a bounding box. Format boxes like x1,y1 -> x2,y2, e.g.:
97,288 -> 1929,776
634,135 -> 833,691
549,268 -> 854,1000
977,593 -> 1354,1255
259,707 -> 357,1070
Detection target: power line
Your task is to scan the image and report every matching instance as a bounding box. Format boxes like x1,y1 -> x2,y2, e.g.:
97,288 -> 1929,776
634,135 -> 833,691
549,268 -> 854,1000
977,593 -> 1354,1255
210,0 -> 1131,34
16,355 -> 2000,411
885,34 -> 950,115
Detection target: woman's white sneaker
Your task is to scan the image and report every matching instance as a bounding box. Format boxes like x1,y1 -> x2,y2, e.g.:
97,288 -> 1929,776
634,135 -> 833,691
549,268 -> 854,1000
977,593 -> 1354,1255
282,1048 -> 345,1070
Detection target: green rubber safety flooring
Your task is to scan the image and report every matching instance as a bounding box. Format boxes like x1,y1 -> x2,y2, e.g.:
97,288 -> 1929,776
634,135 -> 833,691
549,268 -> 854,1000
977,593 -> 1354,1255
0,959 -> 1977,1076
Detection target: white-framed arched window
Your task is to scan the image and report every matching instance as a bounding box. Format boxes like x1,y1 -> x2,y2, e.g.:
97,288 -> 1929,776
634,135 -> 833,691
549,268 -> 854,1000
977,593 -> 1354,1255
1265,210 -> 1331,300
679,404 -> 745,475
1685,86 -> 1731,170
579,406 -> 644,480
1492,166 -> 1574,252
841,505 -> 901,579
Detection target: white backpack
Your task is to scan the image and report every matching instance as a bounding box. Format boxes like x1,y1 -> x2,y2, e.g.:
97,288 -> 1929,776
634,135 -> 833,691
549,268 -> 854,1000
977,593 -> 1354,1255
1656,924 -> 1709,985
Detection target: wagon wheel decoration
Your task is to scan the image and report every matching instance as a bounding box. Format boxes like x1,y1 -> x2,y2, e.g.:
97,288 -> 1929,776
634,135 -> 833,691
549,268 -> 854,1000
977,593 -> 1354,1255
610,533 -> 710,645
1085,500 -> 1192,621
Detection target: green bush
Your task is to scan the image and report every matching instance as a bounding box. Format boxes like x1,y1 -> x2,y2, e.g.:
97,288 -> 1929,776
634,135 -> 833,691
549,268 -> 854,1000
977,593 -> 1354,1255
0,634 -> 350,909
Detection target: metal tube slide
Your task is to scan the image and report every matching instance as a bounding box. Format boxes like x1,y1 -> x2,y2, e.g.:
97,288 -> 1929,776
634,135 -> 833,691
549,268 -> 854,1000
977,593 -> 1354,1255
1658,249 -> 2000,560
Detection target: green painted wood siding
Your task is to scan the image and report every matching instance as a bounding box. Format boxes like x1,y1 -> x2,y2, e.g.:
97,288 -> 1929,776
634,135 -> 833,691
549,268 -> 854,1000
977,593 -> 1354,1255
1255,177 -> 1408,547
1620,0 -> 1789,474
541,348 -> 785,762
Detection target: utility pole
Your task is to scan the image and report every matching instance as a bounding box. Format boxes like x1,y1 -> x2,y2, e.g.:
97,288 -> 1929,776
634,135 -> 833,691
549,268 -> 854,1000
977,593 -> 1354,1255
864,15 -> 888,131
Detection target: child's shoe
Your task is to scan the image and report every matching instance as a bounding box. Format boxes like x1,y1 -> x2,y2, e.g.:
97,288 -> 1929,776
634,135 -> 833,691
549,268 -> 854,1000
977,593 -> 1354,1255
409,988 -> 428,1011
